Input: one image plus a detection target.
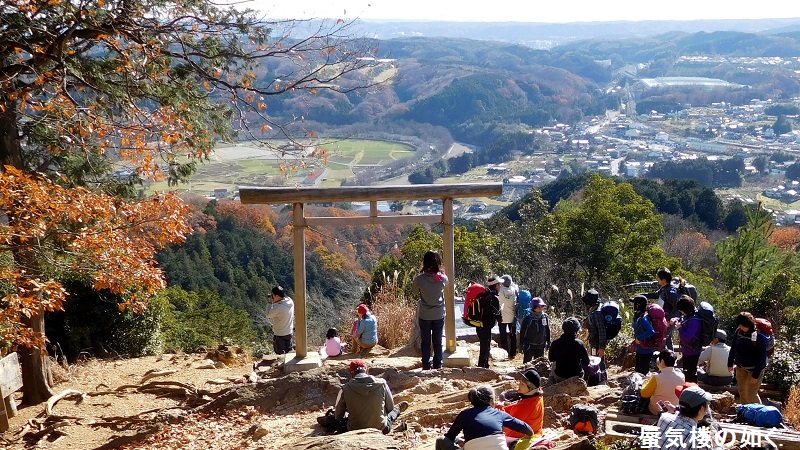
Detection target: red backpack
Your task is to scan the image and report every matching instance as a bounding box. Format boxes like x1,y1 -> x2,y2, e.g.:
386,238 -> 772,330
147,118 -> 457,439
462,283 -> 487,327
642,304 -> 668,350
754,317 -> 775,356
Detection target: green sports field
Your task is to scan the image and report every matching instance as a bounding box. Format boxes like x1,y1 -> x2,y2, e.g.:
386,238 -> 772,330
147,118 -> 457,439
144,139 -> 415,195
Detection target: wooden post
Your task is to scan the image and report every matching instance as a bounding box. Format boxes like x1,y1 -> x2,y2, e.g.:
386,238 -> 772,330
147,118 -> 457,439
1,353 -> 23,432
293,203 -> 308,358
443,198 -> 456,353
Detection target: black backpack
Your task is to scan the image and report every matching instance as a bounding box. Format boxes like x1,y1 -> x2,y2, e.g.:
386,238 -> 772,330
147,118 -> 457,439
599,301 -> 623,341
696,301 -> 718,347
569,404 -> 599,434
672,277 -> 698,301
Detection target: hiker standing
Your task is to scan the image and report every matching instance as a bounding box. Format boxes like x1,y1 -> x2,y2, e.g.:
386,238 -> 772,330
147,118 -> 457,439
520,296 -> 550,363
412,250 -> 448,370
675,295 -> 703,382
581,289 -> 607,370
698,330 -> 733,386
353,304 -> 378,354
498,274 -> 519,360
548,317 -> 590,383
630,295 -> 657,375
477,276 -> 503,368
267,285 -> 294,354
727,312 -> 769,404
320,360 -> 408,434
435,385 -> 532,450
641,267 -> 681,351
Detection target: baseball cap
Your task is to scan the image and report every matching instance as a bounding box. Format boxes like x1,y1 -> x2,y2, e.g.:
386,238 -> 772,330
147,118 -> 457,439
679,385 -> 711,408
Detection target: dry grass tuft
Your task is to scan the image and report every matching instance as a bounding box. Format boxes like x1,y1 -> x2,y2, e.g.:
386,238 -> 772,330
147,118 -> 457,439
786,385 -> 800,428
371,278 -> 414,350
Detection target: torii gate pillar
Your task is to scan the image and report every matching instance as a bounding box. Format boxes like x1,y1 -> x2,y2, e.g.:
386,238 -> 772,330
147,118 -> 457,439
240,183 -> 504,372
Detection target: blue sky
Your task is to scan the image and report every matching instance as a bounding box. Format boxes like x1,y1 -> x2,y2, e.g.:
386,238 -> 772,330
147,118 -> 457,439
246,0 -> 800,23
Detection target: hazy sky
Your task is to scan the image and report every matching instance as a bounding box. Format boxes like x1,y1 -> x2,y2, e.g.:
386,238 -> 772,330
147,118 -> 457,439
249,0 -> 800,23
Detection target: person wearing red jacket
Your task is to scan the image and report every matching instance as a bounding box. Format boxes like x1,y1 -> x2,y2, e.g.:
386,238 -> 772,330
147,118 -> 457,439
496,369 -> 544,447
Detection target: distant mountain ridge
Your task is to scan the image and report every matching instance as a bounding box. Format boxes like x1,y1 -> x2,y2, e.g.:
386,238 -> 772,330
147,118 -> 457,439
353,18 -> 800,47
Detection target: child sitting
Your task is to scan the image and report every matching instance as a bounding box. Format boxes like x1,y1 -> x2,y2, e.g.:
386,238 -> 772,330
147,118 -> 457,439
325,328 -> 344,357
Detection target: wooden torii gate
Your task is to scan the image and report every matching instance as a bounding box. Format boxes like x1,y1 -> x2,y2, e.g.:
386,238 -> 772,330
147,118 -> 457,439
240,183 -> 503,370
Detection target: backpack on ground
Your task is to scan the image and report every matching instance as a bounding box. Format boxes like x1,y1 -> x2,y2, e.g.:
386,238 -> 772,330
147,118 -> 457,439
755,317 -> 775,357
696,301 -> 718,347
598,301 -> 623,341
569,404 -> 600,434
672,277 -> 698,301
736,404 -> 783,428
584,355 -> 607,387
463,283 -> 486,328
642,304 -> 668,350
620,372 -> 649,414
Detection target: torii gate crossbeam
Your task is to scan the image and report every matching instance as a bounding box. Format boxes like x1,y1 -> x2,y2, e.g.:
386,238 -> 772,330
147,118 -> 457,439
240,183 -> 503,368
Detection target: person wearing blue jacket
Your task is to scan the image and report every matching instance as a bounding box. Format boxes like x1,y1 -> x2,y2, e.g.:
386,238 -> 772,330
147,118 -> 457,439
354,304 -> 378,354
520,296 -> 550,363
630,295 -> 656,375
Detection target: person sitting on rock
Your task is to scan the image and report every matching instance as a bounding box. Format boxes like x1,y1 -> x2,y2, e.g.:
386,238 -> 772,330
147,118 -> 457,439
548,317 -> 590,384
495,369 -> 544,448
352,303 -> 378,354
650,385 -> 718,450
640,349 -> 685,415
698,329 -> 734,386
318,359 -> 408,434
436,385 -> 532,450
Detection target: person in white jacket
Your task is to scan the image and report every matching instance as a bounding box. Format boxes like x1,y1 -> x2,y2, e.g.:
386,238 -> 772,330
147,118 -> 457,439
267,285 -> 295,354
698,329 -> 734,386
498,274 -> 520,360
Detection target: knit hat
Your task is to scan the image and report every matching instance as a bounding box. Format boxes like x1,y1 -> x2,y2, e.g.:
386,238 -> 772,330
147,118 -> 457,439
520,369 -> 541,389
349,359 -> 368,376
629,294 -> 648,310
357,304 -> 369,315
581,289 -> 600,306
562,317 -> 581,334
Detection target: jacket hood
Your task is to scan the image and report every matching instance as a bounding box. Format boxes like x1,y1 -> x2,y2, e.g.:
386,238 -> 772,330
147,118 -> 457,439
349,374 -> 385,396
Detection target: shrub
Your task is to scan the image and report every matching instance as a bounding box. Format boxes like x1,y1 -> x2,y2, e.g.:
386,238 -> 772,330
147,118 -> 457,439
371,275 -> 414,350
764,338 -> 800,399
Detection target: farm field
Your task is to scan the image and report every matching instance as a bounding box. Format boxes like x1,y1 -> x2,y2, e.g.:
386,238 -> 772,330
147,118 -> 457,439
144,139 -> 415,195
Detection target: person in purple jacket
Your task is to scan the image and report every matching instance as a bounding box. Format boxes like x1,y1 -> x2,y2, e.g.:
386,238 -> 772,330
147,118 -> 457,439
674,295 -> 703,382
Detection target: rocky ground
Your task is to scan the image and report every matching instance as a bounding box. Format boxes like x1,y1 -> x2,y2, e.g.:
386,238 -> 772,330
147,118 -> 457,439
0,338 -> 790,450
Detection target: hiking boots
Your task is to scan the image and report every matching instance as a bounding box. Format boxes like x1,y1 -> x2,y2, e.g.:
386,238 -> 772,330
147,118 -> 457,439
398,401 -> 409,413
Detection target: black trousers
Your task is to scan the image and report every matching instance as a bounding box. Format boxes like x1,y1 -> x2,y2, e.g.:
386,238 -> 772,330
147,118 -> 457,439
476,326 -> 492,368
682,354 -> 700,382
635,352 -> 653,375
523,346 -> 545,364
499,321 -> 517,359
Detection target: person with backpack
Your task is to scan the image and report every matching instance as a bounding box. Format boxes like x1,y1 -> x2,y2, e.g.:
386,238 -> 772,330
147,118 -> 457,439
727,312 -> 769,404
674,295 -> 703,382
498,275 -> 520,360
548,317 -> 590,384
412,250 -> 448,371
630,295 -> 657,375
640,349 -> 686,415
435,385 -> 533,450
476,276 -> 503,368
520,297 -> 550,363
640,267 -> 681,351
698,329 -> 734,386
581,289 -> 608,371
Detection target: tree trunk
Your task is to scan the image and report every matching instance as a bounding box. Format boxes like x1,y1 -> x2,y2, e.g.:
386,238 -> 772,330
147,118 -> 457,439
20,312 -> 55,405
1,97 -> 54,405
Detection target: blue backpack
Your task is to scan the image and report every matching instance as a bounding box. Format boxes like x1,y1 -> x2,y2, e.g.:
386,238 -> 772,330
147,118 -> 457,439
517,290 -> 532,320
736,404 -> 783,428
